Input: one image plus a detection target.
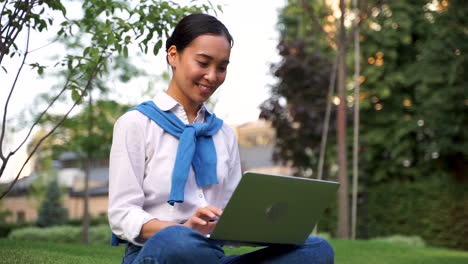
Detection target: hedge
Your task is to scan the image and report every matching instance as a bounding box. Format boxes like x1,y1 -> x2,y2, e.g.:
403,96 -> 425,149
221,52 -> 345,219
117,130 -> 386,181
0,222 -> 31,238
317,176 -> 467,250
8,224 -> 111,245
363,177 -> 468,250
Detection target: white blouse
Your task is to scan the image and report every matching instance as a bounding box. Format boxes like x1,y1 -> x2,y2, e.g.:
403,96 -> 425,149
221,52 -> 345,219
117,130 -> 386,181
108,92 -> 242,246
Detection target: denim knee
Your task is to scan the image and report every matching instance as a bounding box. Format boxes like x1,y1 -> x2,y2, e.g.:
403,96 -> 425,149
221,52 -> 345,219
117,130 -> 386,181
144,225 -> 222,263
304,236 -> 335,263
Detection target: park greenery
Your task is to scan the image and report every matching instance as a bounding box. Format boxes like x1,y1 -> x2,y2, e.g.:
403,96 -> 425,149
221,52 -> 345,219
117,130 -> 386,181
1,0 -> 466,253
30,99 -> 132,169
0,0 -> 217,243
2,236 -> 468,264
260,0 -> 467,250
0,0 -> 215,194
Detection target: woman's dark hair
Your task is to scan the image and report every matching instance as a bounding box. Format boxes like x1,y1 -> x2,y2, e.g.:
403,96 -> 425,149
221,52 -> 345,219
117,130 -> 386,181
166,13 -> 233,54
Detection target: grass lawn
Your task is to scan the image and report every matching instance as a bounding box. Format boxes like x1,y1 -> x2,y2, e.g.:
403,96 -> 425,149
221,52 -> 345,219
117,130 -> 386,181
1,238 -> 467,264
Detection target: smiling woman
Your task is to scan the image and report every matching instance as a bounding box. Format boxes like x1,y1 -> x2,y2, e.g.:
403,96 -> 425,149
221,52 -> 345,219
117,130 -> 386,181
108,13 -> 334,264
166,33 -> 232,123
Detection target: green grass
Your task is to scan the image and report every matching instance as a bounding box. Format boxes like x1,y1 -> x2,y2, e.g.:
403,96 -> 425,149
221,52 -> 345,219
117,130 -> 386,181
331,239 -> 468,264
1,238 -> 467,264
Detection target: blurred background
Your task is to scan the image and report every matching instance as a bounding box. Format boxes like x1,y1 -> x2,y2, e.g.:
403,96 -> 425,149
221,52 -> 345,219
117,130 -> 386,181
0,0 -> 466,253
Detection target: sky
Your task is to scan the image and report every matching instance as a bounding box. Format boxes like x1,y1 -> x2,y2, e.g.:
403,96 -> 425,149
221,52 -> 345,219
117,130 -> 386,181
205,0 -> 286,124
0,0 -> 287,182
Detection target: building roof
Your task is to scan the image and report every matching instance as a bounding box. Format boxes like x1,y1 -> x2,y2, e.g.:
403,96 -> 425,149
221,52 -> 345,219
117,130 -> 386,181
0,173 -> 38,196
57,151 -> 83,161
69,185 -> 108,197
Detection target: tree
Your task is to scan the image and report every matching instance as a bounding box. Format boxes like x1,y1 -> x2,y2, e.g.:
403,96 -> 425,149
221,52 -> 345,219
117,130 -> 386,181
261,0 -> 467,239
260,0 -> 353,238
33,99 -> 134,243
260,1 -> 337,178
0,0 -> 216,199
31,99 -> 132,163
36,179 -> 67,227
357,0 -> 467,184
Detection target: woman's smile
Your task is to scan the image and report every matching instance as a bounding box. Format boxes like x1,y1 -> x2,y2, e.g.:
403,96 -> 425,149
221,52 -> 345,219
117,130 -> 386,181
167,34 -> 231,115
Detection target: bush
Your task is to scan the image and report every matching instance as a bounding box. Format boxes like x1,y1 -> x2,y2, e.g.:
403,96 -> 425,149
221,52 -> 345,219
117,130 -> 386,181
8,224 -> 112,244
89,225 -> 112,244
363,177 -> 468,250
66,215 -> 109,227
370,235 -> 426,247
317,176 -> 468,250
0,222 -> 31,238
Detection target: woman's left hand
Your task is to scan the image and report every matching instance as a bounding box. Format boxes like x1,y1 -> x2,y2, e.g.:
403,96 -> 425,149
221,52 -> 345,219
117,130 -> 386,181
183,205 -> 222,234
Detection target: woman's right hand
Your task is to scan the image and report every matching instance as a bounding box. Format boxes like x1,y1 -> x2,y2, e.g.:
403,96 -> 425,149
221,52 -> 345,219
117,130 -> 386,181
183,205 -> 222,234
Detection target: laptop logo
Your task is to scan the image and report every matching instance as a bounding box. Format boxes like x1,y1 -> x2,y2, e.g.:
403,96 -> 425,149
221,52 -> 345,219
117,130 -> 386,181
265,202 -> 288,221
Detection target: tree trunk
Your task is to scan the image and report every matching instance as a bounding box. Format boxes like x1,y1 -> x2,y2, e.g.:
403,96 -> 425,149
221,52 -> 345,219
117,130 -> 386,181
351,0 -> 361,240
81,90 -> 93,244
336,0 -> 349,239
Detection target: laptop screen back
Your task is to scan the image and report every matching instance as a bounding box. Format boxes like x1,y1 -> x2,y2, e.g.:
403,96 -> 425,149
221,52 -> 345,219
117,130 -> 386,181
209,172 -> 339,245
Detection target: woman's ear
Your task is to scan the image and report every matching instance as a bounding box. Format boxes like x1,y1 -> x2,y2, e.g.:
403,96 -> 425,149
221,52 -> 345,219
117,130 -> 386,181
167,45 -> 177,68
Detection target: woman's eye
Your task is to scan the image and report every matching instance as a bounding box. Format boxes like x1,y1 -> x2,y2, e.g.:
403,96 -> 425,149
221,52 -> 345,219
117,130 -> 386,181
197,61 -> 208,67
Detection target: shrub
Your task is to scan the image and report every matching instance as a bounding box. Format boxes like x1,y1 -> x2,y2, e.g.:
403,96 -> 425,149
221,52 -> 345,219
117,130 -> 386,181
363,177 -> 468,250
9,226 -> 80,243
66,215 -> 109,227
370,235 -> 426,247
0,222 -> 31,238
89,225 -> 112,244
317,176 -> 468,250
8,224 -> 112,244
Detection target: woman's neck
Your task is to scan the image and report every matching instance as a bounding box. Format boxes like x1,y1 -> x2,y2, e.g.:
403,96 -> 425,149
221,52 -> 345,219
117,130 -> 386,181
166,84 -> 200,124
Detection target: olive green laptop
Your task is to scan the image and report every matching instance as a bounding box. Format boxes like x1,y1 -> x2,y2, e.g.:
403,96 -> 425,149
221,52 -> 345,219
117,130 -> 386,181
208,171 -> 339,246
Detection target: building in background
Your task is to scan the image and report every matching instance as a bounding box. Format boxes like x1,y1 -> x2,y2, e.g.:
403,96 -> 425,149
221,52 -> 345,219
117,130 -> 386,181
1,152 -> 109,223
234,120 -> 293,175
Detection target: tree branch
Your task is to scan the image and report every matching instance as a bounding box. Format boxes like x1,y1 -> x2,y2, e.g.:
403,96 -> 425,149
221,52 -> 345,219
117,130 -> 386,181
0,26 -> 31,160
0,93 -> 81,199
300,0 -> 328,36
0,50 -> 109,199
0,0 -> 36,64
0,0 -> 10,33
28,36 -> 59,54
345,0 -> 388,44
11,72 -> 74,155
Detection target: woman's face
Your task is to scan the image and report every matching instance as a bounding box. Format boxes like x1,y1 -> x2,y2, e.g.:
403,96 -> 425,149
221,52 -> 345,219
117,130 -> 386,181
167,34 -> 231,109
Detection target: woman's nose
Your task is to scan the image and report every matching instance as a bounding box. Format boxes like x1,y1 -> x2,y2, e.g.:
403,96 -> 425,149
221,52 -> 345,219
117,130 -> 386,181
204,67 -> 217,83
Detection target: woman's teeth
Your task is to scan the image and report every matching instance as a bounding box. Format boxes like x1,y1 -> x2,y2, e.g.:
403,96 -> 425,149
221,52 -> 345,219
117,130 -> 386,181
199,84 -> 212,91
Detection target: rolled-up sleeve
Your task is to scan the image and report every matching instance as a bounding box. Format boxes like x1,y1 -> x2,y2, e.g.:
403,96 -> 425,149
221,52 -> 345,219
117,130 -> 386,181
108,112 -> 155,245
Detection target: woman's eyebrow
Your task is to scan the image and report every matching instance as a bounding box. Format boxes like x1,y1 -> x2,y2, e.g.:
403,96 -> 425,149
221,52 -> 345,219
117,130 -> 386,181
196,53 -> 230,64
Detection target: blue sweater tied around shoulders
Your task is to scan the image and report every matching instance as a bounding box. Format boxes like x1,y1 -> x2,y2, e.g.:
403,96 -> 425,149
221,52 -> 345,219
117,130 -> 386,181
110,100 -> 223,246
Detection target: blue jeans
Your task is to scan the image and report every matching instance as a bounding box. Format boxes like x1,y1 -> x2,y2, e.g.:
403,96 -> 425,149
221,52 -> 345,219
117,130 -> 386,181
122,226 -> 334,264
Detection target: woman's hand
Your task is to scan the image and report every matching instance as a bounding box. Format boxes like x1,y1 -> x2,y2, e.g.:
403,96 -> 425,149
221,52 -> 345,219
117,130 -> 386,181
183,205 -> 222,234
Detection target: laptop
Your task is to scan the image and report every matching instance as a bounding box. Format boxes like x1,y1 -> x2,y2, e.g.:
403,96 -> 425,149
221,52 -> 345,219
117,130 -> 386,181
207,171 -> 340,246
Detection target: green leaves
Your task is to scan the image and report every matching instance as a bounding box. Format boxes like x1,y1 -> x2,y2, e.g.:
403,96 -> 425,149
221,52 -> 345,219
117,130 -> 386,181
34,100 -> 132,163
153,40 -> 162,56
1,0 -> 221,184
29,63 -> 47,76
264,0 -> 467,183
357,0 -> 468,183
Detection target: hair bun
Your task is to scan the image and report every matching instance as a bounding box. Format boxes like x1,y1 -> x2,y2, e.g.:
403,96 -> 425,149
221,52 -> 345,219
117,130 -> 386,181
165,36 -> 173,51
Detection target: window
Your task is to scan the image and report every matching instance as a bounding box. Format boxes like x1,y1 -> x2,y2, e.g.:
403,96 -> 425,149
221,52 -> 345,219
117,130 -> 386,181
17,211 -> 25,222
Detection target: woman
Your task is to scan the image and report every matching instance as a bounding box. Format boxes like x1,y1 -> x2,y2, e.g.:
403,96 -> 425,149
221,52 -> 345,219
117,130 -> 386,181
108,13 -> 334,264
